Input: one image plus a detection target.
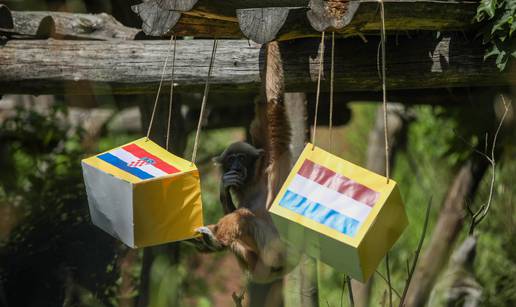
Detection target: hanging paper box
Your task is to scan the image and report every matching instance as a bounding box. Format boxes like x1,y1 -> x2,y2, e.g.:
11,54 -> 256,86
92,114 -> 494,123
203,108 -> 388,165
81,137 -> 203,248
269,144 -> 407,282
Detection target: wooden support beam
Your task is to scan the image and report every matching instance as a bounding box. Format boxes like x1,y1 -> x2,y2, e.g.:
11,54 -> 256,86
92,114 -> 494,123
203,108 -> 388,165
157,0 -> 309,11
134,0 -> 479,41
0,9 -> 140,40
2,3 -> 479,41
0,35 -> 512,96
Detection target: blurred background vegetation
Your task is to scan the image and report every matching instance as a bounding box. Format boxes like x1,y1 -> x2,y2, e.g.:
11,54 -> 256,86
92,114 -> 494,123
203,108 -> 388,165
1,97 -> 514,306
0,0 -> 515,307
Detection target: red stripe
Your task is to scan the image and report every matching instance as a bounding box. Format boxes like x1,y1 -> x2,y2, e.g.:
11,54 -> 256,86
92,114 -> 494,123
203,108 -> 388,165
122,144 -> 180,174
297,160 -> 378,207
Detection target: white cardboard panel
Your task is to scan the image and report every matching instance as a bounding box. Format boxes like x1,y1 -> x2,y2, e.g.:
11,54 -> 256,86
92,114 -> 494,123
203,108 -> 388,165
82,162 -> 134,247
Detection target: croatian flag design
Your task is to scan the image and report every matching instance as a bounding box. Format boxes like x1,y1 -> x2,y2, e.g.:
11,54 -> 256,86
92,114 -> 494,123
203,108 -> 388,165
279,160 -> 379,237
97,144 -> 180,180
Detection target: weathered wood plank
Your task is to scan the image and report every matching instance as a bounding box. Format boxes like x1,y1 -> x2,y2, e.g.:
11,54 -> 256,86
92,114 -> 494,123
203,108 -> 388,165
0,35 -> 512,96
157,0 -> 309,11
131,1 -> 181,37
0,10 -> 140,40
172,14 -> 242,37
134,0 -> 479,41
3,1 -> 479,41
307,0 -> 361,32
236,7 -> 291,44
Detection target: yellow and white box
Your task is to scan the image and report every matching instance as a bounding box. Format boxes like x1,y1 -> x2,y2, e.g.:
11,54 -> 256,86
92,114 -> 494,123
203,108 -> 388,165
269,144 -> 407,281
81,138 -> 203,248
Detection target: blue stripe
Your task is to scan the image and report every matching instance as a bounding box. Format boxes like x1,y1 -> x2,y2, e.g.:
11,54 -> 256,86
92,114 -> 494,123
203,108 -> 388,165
98,153 -> 154,180
279,190 -> 360,237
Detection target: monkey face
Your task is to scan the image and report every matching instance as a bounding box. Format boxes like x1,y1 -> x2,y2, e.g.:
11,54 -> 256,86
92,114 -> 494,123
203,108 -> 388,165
222,153 -> 253,189
215,142 -> 264,191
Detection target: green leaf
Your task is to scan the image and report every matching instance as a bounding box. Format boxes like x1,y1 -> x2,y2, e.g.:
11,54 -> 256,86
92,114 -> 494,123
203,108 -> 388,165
484,45 -> 500,59
496,49 -> 508,70
476,0 -> 498,20
510,20 -> 516,35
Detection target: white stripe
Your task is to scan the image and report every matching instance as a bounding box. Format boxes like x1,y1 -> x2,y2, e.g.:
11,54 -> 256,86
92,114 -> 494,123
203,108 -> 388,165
110,148 -> 168,178
288,174 -> 372,223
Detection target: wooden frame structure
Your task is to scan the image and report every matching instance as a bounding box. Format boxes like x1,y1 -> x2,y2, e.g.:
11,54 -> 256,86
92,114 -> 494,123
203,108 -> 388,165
0,2 -> 512,104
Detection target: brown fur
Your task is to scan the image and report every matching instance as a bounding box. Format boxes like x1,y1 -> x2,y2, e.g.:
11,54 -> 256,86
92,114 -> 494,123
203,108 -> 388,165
200,41 -> 298,283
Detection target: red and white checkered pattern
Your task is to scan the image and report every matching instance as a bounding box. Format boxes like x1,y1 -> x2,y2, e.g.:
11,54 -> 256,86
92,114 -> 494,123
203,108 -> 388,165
128,159 -> 149,168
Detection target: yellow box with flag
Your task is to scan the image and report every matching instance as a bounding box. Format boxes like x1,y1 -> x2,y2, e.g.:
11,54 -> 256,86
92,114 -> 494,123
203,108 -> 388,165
269,144 -> 407,282
81,137 -> 203,248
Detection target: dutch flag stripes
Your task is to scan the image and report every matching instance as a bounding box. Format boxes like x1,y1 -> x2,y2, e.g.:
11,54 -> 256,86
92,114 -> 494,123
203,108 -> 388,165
279,160 -> 379,237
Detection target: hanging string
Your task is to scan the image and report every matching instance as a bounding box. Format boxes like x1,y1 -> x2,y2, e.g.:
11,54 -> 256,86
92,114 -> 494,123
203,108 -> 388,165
191,39 -> 218,165
329,32 -> 335,152
146,35 -> 175,140
379,0 -> 390,183
166,36 -> 177,151
311,31 -> 325,149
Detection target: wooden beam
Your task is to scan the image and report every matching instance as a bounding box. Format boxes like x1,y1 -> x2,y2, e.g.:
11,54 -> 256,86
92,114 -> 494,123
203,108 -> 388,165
157,0 -> 309,11
3,3 -> 479,41
134,0 -> 479,41
0,9 -> 140,40
0,35 -> 512,96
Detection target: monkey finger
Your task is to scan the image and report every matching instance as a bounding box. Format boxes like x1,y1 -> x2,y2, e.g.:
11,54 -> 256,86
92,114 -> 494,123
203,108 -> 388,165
195,226 -> 224,249
222,173 -> 242,182
223,178 -> 243,188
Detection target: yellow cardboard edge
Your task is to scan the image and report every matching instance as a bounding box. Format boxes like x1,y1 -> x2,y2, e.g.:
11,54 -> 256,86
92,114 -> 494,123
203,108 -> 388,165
133,169 -> 204,247
357,186 -> 408,281
271,212 -> 364,280
269,143 -> 398,247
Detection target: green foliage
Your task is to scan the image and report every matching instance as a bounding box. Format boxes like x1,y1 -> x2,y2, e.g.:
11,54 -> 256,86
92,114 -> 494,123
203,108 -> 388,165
476,0 -> 516,70
0,104 -> 120,306
473,155 -> 516,306
149,254 -> 186,307
476,234 -> 516,306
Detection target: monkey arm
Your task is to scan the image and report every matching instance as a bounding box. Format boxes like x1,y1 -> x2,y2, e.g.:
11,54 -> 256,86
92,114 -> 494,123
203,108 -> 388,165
219,181 -> 237,214
210,208 -> 286,268
220,170 -> 246,214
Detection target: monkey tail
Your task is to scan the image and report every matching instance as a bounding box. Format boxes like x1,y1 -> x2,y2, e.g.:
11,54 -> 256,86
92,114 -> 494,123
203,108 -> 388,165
265,41 -> 291,163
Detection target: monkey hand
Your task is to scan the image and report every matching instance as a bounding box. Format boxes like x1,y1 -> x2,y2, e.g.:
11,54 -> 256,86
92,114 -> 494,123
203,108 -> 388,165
222,170 -> 244,189
192,226 -> 225,252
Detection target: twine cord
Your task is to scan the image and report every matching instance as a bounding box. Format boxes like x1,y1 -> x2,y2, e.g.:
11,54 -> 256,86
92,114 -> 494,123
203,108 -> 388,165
311,31 -> 326,149
191,39 -> 218,165
329,32 -> 335,152
146,35 -> 175,140
379,0 -> 390,183
166,36 -> 177,151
